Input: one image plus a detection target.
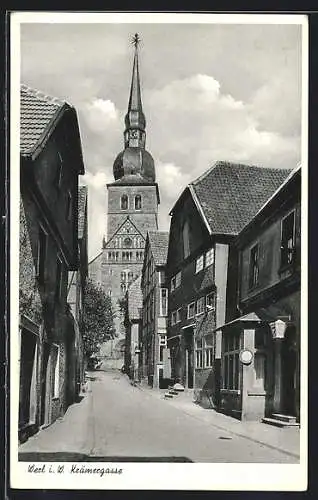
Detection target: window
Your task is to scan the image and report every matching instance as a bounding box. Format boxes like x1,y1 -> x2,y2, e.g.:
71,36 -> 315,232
124,237 -> 132,248
159,288 -> 168,316
195,339 -> 203,368
196,297 -> 205,315
122,251 -> 132,261
195,255 -> 204,273
187,302 -> 195,319
159,335 -> 167,362
206,292 -> 215,309
249,244 -> 259,288
121,194 -> 128,210
281,211 -> 295,268
222,331 -> 241,390
158,270 -> 166,285
182,220 -> 190,258
171,271 -> 181,291
205,248 -> 214,267
135,195 -> 142,210
66,190 -> 72,221
171,311 -> 177,326
55,258 -> 63,301
205,338 -> 213,368
176,308 -> 182,323
36,226 -> 47,286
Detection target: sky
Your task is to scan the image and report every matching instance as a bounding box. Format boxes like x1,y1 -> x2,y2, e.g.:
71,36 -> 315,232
19,17 -> 303,261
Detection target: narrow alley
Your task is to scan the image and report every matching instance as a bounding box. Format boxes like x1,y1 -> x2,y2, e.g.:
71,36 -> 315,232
19,370 -> 300,464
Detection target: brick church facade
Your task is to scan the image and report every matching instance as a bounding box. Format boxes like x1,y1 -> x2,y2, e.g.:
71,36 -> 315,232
89,36 -> 160,343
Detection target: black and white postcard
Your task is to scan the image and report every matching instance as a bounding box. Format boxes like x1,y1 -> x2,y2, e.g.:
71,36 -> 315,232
9,11 -> 308,491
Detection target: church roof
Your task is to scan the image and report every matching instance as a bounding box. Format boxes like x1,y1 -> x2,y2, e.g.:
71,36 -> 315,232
185,161 -> 291,236
127,275 -> 143,321
148,231 -> 169,266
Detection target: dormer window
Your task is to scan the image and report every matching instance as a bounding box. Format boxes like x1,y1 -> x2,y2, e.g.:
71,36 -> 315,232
135,195 -> 142,210
121,194 -> 128,210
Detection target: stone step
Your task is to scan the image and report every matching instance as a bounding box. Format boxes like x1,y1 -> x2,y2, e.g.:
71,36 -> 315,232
262,417 -> 299,428
271,413 -> 297,423
164,393 -> 174,399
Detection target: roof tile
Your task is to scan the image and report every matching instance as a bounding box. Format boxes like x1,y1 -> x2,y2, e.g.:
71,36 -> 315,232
128,276 -> 143,321
20,84 -> 67,156
191,161 -> 292,235
148,231 -> 169,266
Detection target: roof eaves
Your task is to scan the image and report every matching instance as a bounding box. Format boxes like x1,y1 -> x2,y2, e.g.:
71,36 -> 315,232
188,183 -> 212,235
27,102 -> 70,162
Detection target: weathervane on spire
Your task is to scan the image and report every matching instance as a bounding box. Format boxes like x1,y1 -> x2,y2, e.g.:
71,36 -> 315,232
131,33 -> 141,49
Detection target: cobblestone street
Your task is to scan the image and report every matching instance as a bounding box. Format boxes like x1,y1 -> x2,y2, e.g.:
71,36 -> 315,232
19,370 -> 300,463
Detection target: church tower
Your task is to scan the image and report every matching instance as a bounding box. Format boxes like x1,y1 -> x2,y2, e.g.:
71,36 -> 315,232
101,34 -> 160,336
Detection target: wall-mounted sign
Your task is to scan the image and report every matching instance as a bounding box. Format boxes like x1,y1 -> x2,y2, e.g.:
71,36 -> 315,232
239,349 -> 253,365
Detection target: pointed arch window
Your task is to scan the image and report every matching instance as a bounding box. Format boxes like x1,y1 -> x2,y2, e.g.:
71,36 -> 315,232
121,194 -> 128,210
135,195 -> 142,210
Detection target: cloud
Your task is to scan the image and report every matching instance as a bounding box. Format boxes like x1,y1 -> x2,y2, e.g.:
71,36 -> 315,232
145,73 -> 300,175
84,98 -> 119,133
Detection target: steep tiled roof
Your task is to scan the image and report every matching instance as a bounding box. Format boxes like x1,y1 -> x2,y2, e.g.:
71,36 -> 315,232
148,231 -> 169,266
20,84 -> 67,157
78,185 -> 87,239
191,161 -> 291,235
128,275 -> 142,322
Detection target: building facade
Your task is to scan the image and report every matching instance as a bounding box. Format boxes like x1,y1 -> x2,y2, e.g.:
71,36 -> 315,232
166,161 -> 291,409
140,231 -> 169,389
88,37 -> 160,357
67,185 -> 88,399
19,84 -> 85,442
217,166 -> 301,422
124,276 -> 143,382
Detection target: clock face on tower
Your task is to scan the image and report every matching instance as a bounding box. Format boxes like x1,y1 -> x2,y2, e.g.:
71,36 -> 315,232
130,129 -> 138,139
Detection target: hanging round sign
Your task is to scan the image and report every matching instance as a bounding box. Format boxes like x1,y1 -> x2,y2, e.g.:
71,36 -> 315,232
239,349 -> 253,365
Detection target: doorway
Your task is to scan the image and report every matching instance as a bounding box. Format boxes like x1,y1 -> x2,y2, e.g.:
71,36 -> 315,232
185,346 -> 194,389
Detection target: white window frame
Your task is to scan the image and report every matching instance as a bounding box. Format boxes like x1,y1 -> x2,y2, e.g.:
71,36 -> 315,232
280,209 -> 296,268
195,339 -> 203,368
206,292 -> 215,310
205,248 -> 215,267
159,288 -> 168,317
187,302 -> 195,319
196,297 -> 205,316
176,307 -> 182,323
204,338 -> 213,368
195,255 -> 204,274
171,311 -> 177,325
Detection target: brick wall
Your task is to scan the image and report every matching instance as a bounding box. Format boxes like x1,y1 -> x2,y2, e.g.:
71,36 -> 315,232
107,184 -> 158,238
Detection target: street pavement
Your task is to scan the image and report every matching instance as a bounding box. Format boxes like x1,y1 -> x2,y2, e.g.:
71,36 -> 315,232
19,370 -> 300,463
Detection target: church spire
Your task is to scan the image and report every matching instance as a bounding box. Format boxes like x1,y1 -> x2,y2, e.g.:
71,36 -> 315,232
124,34 -> 146,143
113,34 -> 156,183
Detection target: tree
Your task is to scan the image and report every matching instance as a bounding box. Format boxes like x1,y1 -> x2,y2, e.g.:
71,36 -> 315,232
81,279 -> 116,359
